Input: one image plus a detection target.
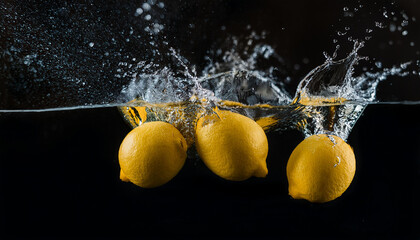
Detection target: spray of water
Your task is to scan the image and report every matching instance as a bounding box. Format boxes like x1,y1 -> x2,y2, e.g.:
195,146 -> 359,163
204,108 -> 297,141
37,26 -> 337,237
1,1 -> 419,143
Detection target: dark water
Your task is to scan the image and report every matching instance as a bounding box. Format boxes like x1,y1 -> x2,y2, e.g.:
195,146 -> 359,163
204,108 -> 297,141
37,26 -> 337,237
0,105 -> 419,237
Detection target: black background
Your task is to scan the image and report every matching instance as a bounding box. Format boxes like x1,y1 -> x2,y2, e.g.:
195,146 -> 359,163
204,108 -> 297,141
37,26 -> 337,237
1,0 -> 420,238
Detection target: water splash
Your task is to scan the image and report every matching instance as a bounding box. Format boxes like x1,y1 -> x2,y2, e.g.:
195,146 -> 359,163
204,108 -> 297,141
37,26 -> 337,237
1,1 -> 420,143
117,37 -> 417,143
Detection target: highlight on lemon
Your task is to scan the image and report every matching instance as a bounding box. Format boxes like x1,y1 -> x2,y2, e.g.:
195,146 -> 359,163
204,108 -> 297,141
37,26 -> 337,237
118,121 -> 187,188
286,134 -> 356,203
195,108 -> 269,181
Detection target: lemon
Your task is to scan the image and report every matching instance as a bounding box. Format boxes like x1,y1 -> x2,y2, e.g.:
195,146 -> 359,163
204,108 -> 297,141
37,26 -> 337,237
195,109 -> 268,181
118,121 -> 187,188
287,134 -> 356,203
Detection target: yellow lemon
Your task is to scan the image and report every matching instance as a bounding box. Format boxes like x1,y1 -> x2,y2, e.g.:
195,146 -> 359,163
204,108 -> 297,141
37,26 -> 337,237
195,109 -> 268,181
118,121 -> 187,188
287,134 -> 356,203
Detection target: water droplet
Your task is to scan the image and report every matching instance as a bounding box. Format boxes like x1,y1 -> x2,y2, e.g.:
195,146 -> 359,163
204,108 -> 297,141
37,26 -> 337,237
135,8 -> 143,16
366,29 -> 373,33
343,12 -> 354,18
389,23 -> 396,32
401,20 -> 409,27
323,51 -> 329,59
334,156 -> 341,167
337,31 -> 347,36
142,3 -> 151,11
158,2 -> 165,8
410,42 -> 415,47
144,14 -> 152,21
343,7 -> 349,11
375,61 -> 382,68
375,22 -> 385,28
402,30 -> 408,36
345,26 -> 350,31
89,42 -> 94,47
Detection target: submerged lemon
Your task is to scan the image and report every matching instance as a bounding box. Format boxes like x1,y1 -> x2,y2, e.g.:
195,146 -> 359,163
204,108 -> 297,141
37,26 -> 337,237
195,109 -> 268,181
287,134 -> 356,203
119,121 -> 187,188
